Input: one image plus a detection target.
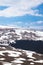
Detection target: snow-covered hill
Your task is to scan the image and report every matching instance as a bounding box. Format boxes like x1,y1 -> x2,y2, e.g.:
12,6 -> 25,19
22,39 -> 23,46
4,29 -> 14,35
0,27 -> 43,65
0,27 -> 43,45
0,46 -> 43,65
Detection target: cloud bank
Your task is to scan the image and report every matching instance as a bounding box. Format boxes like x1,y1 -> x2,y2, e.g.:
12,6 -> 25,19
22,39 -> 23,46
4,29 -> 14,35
0,0 -> 43,17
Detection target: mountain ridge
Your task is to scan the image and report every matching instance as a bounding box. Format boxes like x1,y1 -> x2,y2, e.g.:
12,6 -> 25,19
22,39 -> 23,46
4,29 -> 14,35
0,26 -> 43,46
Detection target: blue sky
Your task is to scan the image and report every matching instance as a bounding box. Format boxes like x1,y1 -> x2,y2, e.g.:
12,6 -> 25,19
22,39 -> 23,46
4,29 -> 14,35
0,0 -> 43,29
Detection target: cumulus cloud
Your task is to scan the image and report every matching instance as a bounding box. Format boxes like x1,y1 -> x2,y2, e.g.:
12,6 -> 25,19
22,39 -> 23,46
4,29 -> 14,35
0,0 -> 43,17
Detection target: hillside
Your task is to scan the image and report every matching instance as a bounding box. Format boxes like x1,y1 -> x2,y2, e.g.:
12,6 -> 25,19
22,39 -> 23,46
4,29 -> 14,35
0,46 -> 43,65
0,27 -> 43,46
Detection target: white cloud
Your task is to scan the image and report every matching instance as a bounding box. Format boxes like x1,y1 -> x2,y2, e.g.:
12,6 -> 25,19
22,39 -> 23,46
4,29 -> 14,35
29,26 -> 43,29
23,21 -> 43,29
37,21 -> 43,24
0,0 -> 43,17
29,21 -> 43,26
27,20 -> 43,29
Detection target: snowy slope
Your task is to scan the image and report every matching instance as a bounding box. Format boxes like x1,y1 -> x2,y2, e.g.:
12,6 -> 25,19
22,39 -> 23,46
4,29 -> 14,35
0,27 -> 43,45
0,46 -> 43,65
